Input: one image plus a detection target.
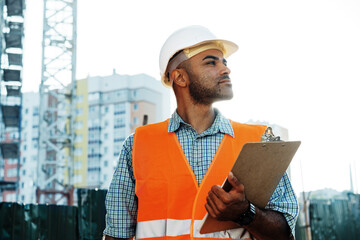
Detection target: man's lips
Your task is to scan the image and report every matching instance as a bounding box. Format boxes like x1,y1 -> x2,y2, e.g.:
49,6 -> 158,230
218,75 -> 232,84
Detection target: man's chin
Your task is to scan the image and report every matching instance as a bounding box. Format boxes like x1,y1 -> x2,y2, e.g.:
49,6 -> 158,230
214,94 -> 233,103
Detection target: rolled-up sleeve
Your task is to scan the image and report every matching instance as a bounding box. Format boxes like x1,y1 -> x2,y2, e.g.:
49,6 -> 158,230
265,172 -> 299,237
103,134 -> 137,238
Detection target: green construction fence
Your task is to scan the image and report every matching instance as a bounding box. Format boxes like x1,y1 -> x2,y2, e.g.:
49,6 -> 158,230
1,189 -> 360,239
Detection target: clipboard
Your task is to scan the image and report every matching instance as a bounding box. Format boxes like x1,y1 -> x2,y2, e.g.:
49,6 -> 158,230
199,140 -> 301,234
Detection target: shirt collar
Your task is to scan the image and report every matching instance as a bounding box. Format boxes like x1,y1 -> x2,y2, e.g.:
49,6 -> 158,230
168,109 -> 234,137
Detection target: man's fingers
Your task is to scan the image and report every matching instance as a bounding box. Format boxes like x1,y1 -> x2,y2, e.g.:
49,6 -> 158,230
206,189 -> 223,215
209,185 -> 232,205
205,203 -> 217,218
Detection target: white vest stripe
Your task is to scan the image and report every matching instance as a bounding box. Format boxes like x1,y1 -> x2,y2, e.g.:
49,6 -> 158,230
136,219 -> 191,239
136,219 -> 251,239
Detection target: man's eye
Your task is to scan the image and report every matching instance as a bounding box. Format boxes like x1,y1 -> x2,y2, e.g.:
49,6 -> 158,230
206,61 -> 216,65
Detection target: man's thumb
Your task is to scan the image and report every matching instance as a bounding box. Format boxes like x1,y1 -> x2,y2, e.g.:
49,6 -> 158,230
228,172 -> 245,193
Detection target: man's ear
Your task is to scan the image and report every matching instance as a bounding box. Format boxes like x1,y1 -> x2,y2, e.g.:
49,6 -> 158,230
171,69 -> 188,88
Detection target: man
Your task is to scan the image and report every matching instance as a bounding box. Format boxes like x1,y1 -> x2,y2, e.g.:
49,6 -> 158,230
104,25 -> 299,240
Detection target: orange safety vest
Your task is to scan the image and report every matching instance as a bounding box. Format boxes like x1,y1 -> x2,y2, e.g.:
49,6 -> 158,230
133,119 -> 266,240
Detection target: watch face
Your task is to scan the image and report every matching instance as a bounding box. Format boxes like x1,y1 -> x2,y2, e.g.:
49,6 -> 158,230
240,212 -> 255,225
237,203 -> 256,226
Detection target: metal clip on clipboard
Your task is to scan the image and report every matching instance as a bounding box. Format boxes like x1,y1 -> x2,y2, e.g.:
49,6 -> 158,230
261,127 -> 282,142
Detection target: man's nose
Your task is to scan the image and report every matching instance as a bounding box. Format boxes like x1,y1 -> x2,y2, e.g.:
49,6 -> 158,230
220,64 -> 231,75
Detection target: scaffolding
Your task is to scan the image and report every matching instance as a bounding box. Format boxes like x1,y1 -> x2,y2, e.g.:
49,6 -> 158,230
37,0 -> 77,204
0,0 -> 25,201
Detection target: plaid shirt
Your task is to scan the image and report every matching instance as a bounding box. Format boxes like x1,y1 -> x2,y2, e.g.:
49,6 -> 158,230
104,110 -> 299,238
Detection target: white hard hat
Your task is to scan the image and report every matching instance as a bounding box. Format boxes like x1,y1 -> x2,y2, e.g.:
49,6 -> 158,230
159,25 -> 238,88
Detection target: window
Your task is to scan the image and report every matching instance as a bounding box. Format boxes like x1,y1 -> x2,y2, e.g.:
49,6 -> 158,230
76,108 -> 83,115
74,148 -> 83,156
75,134 -> 83,142
74,174 -> 82,184
89,106 -> 98,113
6,193 -> 16,201
114,103 -> 125,113
116,90 -> 126,99
104,147 -> 108,154
76,95 -> 84,103
22,169 -> 26,175
104,160 -> 108,167
133,103 -> 138,110
103,92 -> 111,101
133,117 -> 139,125
33,107 -> 39,116
22,157 -> 26,163
7,168 -> 17,177
75,121 -> 83,129
114,117 -> 125,127
25,108 -> 28,114
114,128 -> 126,140
75,161 -> 82,169
7,159 -> 18,164
104,133 -> 108,140
88,92 -> 100,101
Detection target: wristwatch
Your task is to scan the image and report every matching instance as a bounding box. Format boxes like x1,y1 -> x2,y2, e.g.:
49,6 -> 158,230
235,202 -> 256,226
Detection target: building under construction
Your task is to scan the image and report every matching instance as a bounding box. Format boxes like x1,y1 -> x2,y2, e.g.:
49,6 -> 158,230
0,0 -> 25,201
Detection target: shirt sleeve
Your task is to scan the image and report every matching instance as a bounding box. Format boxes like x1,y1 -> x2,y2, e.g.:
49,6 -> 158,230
103,134 -> 137,238
265,172 -> 299,238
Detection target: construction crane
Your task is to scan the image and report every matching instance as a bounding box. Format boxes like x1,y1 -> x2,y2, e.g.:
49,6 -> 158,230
36,0 -> 77,205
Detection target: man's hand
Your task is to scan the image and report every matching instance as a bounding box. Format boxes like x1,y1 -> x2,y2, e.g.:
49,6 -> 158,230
205,172 -> 249,222
205,172 -> 292,240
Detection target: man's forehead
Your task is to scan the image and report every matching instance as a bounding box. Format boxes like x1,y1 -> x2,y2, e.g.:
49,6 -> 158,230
191,49 -> 225,60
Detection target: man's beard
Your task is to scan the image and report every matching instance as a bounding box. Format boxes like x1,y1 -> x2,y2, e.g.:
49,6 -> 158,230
188,74 -> 233,105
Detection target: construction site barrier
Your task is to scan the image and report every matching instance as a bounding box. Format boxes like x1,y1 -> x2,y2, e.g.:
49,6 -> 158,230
309,195 -> 360,240
0,202 -> 78,240
1,190 -> 360,239
77,188 -> 107,240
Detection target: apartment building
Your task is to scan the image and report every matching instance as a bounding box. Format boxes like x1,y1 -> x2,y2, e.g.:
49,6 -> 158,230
18,92 -> 39,203
74,73 -> 170,189
0,0 -> 25,202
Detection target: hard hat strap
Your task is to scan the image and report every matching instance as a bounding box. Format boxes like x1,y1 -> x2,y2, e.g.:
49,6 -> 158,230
166,51 -> 189,86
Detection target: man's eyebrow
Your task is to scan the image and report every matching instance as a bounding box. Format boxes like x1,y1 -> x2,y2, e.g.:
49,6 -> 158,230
202,55 -> 227,64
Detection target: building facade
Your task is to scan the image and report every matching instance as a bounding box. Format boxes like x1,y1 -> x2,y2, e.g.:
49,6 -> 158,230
73,73 -> 170,189
13,73 -> 170,202
18,92 -> 39,203
0,0 -> 25,202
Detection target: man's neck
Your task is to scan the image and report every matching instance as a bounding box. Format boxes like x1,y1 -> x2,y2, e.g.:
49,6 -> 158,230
176,105 -> 216,134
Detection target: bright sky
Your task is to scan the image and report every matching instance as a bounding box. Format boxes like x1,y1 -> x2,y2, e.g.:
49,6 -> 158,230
22,0 -> 360,195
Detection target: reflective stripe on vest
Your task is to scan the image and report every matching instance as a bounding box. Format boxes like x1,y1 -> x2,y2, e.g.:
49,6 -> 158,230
136,219 -> 252,239
133,119 -> 266,240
